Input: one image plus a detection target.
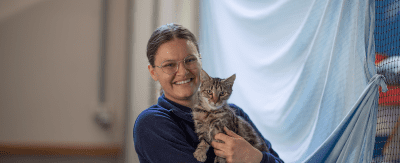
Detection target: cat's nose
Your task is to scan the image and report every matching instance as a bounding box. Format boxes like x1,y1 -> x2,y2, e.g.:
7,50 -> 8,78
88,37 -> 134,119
211,93 -> 219,104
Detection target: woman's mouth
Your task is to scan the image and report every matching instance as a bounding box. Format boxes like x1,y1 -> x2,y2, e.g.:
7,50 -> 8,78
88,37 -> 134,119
174,78 -> 193,85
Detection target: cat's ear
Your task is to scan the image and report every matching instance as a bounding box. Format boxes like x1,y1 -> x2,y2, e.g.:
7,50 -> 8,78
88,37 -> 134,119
223,74 -> 236,86
200,69 -> 211,82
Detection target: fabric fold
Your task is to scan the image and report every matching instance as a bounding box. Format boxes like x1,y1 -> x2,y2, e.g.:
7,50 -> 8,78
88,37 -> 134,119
304,74 -> 387,162
200,0 -> 377,162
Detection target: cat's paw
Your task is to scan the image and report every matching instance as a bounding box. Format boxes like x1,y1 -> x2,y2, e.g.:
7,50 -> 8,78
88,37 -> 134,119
214,156 -> 226,163
193,149 -> 207,162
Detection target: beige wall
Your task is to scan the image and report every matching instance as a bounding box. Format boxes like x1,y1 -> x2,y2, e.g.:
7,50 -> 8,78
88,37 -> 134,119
0,0 -> 129,162
0,0 -> 199,162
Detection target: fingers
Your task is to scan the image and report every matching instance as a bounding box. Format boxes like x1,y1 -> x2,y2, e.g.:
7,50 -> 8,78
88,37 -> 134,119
211,140 -> 223,150
214,132 -> 231,142
223,126 -> 240,138
214,149 -> 226,158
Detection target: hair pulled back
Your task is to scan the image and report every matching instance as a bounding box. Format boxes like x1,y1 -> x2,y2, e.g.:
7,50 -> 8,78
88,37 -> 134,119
147,23 -> 200,67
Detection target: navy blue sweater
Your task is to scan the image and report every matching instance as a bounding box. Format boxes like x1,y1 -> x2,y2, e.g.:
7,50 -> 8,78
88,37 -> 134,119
133,94 -> 284,163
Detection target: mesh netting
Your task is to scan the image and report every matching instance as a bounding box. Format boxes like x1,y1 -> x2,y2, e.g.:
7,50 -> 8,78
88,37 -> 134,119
374,0 -> 400,162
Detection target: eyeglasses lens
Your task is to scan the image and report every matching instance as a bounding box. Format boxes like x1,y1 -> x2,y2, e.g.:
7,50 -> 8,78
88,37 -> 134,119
160,55 -> 199,74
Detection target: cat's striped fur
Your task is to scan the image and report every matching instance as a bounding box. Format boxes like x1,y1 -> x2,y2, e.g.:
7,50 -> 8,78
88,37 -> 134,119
192,70 -> 269,163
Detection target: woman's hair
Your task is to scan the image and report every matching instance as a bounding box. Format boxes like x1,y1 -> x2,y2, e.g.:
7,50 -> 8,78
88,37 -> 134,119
147,23 -> 200,67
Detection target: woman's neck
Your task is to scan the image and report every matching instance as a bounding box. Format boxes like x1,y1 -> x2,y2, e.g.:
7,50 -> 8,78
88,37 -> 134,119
164,92 -> 198,108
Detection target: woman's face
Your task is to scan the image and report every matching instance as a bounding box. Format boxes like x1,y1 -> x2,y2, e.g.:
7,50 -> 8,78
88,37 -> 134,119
148,38 -> 201,106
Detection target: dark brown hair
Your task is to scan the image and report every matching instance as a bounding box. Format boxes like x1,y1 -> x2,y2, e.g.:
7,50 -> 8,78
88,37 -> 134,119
147,23 -> 200,67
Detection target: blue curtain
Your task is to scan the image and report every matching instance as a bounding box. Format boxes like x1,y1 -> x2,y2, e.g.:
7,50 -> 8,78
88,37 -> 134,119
199,0 -> 386,162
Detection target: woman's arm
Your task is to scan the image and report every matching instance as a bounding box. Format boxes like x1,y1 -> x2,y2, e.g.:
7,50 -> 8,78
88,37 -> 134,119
227,104 -> 284,163
211,126 -> 264,163
133,109 -> 200,163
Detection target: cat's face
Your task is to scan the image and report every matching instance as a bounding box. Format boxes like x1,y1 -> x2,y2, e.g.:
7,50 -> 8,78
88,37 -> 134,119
199,70 -> 235,110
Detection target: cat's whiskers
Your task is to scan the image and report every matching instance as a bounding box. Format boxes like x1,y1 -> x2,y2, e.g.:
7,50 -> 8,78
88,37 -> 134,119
202,96 -> 223,110
207,103 -> 223,110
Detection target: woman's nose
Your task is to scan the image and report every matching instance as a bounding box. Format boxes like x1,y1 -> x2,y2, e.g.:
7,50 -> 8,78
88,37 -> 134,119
176,61 -> 188,76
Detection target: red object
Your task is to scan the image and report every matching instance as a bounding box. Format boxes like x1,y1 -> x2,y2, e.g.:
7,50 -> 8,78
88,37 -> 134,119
376,53 -> 400,106
379,85 -> 400,106
375,53 -> 388,64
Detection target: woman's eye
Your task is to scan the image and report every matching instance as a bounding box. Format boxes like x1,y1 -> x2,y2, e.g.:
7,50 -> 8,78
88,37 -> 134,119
185,57 -> 197,63
163,63 -> 174,67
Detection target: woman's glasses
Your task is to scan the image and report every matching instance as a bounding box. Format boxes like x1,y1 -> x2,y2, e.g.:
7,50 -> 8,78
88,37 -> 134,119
155,55 -> 200,75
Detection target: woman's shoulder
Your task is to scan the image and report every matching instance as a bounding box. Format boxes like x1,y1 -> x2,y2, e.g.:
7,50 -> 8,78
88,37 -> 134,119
133,105 -> 182,139
228,103 -> 255,123
228,103 -> 247,116
134,105 -> 173,126
228,103 -> 241,110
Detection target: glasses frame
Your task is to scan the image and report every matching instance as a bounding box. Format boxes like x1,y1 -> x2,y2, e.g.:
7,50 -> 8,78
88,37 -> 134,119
154,55 -> 201,75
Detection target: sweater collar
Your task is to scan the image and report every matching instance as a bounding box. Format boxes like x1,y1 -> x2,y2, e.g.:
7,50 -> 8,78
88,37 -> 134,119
157,94 -> 194,122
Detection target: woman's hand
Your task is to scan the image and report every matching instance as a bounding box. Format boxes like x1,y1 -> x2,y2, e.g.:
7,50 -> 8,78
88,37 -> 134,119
211,126 -> 263,163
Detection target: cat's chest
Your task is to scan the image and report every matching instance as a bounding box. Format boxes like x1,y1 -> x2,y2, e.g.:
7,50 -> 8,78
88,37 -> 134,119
194,111 -> 233,125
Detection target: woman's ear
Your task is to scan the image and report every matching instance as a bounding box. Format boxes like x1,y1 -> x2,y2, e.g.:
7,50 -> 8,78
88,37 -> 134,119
148,65 -> 158,81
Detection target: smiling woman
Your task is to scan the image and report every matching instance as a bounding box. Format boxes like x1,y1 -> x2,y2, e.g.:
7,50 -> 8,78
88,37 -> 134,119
149,38 -> 201,107
133,23 -> 283,163
147,24 -> 202,108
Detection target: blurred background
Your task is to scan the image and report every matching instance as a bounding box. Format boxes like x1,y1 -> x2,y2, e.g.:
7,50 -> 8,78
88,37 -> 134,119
0,0 -> 198,162
1,0 -> 399,162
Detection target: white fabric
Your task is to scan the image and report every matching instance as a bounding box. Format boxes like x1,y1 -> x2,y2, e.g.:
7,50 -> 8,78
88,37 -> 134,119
199,0 -> 379,162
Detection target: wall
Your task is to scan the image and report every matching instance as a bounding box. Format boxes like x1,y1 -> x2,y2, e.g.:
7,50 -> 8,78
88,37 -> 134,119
0,0 -> 130,162
0,0 -> 200,162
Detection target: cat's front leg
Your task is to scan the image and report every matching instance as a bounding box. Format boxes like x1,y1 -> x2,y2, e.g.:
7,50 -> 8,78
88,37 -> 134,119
214,156 -> 226,163
194,139 -> 210,162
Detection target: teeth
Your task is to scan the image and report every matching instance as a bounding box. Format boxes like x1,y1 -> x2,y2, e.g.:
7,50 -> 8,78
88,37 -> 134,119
175,79 -> 191,85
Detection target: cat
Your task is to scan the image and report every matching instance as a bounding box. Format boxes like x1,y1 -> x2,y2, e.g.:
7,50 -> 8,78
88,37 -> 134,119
192,69 -> 269,163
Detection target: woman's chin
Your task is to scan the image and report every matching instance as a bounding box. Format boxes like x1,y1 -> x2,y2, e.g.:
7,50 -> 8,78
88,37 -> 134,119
167,88 -> 193,99
178,91 -> 195,99
173,86 -> 197,96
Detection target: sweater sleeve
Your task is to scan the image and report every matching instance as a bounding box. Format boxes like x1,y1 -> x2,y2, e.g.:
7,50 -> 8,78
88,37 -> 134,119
229,104 -> 284,163
133,109 -> 201,163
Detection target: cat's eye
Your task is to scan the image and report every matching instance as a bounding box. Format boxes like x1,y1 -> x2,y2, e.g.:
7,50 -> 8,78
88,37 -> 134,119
206,90 -> 212,95
220,92 -> 226,96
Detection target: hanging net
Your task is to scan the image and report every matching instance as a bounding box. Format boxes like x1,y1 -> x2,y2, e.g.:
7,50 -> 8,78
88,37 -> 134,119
373,0 -> 400,162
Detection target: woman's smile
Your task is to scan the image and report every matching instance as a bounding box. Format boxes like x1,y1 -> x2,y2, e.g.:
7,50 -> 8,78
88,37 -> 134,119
174,78 -> 193,85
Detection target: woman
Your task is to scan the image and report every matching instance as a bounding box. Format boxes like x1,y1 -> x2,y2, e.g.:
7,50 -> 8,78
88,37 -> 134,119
133,23 -> 283,163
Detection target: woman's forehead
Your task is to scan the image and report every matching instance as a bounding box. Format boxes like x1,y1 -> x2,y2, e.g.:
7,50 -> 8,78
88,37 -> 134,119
155,39 -> 198,61
186,40 -> 198,55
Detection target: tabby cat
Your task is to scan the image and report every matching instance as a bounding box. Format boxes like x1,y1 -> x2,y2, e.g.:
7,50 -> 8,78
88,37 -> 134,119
192,70 -> 269,163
